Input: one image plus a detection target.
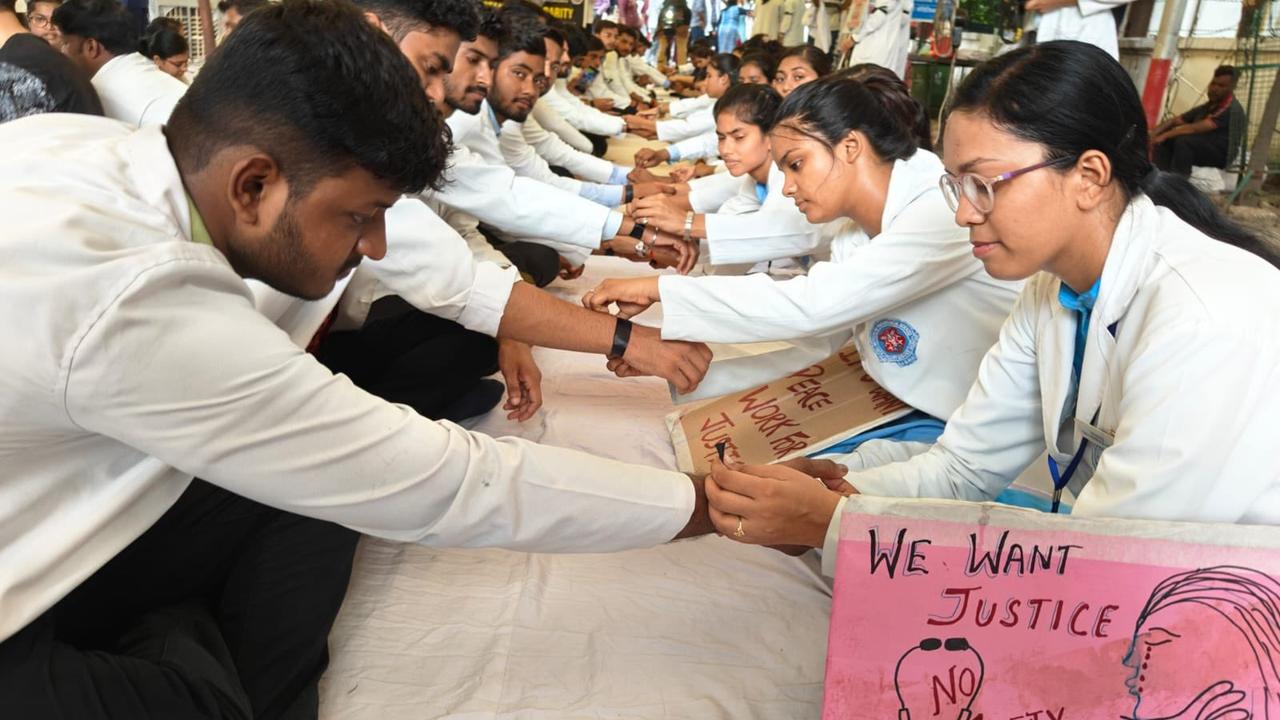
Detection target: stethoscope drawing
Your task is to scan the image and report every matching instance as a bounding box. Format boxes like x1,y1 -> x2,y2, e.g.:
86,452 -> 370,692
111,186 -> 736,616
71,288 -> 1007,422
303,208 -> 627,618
893,637 -> 986,720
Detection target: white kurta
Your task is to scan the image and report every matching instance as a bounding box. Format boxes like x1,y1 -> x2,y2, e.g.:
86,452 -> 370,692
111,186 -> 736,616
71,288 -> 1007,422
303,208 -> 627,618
0,115 -> 694,644
659,149 -> 1022,420
91,52 -> 187,127
821,197 -> 1280,573
1034,0 -> 1134,59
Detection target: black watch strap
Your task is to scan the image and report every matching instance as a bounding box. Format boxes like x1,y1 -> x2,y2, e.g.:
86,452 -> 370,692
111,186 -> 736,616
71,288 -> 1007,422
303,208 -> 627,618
628,221 -> 646,240
624,184 -> 635,203
609,317 -> 633,359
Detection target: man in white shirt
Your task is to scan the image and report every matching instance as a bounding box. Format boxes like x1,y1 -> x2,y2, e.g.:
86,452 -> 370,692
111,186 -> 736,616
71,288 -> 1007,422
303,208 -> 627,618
600,22 -> 650,109
53,0 -> 186,126
0,2 -> 714,717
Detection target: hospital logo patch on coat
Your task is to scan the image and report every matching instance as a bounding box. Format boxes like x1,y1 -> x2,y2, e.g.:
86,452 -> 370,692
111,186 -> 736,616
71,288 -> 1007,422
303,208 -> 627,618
870,319 -> 919,367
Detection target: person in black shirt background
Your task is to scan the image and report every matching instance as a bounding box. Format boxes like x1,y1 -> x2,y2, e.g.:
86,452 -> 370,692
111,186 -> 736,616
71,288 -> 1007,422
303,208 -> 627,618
1152,64 -> 1246,177
0,0 -> 102,121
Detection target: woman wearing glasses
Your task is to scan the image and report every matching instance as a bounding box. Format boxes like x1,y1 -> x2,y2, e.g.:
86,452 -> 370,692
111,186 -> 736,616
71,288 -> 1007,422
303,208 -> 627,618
699,41 -> 1280,564
585,67 -> 1021,462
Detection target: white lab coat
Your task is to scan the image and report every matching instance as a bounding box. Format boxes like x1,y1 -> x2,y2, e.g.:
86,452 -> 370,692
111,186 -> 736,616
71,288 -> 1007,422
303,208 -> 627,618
587,67 -> 631,110
669,130 -> 720,162
701,163 -> 823,265
657,105 -> 715,142
823,197 -> 1280,570
545,79 -> 627,137
849,0 -> 913,79
627,55 -> 670,87
780,0 -> 808,45
1035,0 -> 1133,59
530,96 -> 595,154
603,50 -> 649,101
670,94 -> 715,117
0,115 -> 694,644
688,169 -> 745,213
441,108 -> 615,265
659,149 -> 1022,420
519,114 -> 621,184
91,52 -> 187,127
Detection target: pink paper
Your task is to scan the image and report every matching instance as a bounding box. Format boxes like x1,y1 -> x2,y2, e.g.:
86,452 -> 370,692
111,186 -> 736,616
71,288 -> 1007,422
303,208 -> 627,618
825,501 -> 1280,720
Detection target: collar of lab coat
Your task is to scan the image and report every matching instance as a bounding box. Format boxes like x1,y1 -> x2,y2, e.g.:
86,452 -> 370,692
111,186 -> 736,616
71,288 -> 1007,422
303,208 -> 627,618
869,149 -> 945,240
120,124 -> 192,244
1041,196 -> 1154,457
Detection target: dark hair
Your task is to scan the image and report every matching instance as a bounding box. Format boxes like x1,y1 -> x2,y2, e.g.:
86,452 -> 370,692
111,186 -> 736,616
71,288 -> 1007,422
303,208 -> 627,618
167,0 -> 447,196
52,0 -> 137,55
773,75 -> 918,162
739,50 -> 776,81
476,6 -> 503,42
592,18 -> 617,34
709,52 -> 741,84
216,0 -> 268,15
496,14 -> 546,65
950,41 -> 1270,263
584,34 -> 604,53
501,0 -> 548,24
542,24 -> 565,48
689,44 -> 715,59
1,0 -> 16,13
560,21 -> 588,57
140,26 -> 187,59
145,15 -> 183,35
741,35 -> 783,59
352,0 -> 480,42
778,44 -> 832,78
1214,64 -> 1238,82
714,82 -> 782,132
838,63 -> 932,151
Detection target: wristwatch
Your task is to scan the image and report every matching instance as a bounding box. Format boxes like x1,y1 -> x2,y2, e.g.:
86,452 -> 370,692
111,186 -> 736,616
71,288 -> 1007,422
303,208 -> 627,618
609,317 -> 634,359
682,211 -> 695,243
627,220 -> 646,240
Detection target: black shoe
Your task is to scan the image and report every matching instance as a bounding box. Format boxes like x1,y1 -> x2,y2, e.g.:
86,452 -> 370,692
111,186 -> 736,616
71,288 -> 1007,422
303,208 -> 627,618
439,379 -> 505,423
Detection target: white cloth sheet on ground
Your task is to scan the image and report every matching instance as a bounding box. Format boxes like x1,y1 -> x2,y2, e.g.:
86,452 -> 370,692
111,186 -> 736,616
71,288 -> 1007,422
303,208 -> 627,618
318,257 -> 833,720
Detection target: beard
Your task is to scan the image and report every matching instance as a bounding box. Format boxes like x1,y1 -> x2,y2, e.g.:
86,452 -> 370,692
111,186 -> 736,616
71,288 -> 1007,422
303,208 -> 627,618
446,85 -> 487,115
225,200 -> 357,301
493,93 -> 533,123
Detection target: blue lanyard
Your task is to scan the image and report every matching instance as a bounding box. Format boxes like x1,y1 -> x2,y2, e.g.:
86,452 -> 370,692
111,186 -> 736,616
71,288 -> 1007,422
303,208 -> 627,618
1046,319 -> 1118,514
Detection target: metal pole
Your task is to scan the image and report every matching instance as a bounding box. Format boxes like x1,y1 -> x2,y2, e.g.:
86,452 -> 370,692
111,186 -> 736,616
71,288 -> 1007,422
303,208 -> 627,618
1140,0 -> 1191,129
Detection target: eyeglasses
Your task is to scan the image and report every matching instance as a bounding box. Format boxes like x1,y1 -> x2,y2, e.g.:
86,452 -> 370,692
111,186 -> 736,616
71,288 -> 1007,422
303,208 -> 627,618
28,12 -> 52,28
938,156 -> 1075,214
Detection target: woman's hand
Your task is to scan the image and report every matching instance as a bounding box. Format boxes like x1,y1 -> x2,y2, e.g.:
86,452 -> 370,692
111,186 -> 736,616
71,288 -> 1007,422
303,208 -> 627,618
668,164 -> 696,182
625,115 -> 659,140
581,275 -> 662,319
627,166 -> 670,184
497,339 -> 543,422
705,460 -> 850,548
632,193 -> 687,235
632,181 -> 669,200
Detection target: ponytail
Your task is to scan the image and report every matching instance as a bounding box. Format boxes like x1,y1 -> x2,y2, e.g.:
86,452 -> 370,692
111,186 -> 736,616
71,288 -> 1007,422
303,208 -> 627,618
951,41 -> 1275,266
1140,169 -> 1277,267
839,63 -> 932,151
771,74 -> 917,162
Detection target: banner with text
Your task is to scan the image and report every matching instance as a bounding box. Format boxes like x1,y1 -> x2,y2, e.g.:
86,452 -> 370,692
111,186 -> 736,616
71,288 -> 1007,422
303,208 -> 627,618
826,496 -> 1280,719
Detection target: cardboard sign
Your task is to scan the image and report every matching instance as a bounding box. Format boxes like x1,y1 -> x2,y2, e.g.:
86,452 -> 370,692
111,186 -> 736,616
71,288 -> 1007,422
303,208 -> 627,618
667,345 -> 911,475
826,496 -> 1280,719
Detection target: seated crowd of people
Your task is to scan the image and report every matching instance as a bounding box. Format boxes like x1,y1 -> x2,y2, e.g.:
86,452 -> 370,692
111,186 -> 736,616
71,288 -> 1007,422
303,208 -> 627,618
0,0 -> 1277,716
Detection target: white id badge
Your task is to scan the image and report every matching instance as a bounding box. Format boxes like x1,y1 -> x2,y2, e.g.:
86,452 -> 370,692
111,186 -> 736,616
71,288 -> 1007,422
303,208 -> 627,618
1075,418 -> 1115,449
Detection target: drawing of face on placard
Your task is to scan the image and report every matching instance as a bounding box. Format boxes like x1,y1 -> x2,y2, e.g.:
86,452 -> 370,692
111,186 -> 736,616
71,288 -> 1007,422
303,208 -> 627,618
893,637 -> 984,720
1122,566 -> 1280,720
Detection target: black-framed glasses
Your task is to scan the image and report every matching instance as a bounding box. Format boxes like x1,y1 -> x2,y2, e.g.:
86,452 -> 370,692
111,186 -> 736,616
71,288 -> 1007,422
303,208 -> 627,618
27,12 -> 52,28
939,156 -> 1076,214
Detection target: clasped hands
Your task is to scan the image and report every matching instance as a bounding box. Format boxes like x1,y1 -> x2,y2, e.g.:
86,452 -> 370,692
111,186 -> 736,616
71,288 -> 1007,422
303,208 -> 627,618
705,456 -> 858,551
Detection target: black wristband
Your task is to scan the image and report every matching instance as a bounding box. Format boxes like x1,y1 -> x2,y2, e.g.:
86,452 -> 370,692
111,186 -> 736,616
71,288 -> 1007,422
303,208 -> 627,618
609,317 -> 633,359
624,184 -> 635,203
627,220 -> 646,240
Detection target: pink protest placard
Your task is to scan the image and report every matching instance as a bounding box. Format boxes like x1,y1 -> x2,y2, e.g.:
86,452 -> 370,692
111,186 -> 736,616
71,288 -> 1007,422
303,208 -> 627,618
825,496 -> 1280,720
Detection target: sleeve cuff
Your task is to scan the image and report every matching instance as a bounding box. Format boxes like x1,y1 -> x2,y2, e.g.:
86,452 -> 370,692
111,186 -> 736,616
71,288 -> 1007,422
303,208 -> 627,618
820,495 -> 849,577
609,165 -> 632,185
601,210 -> 624,240
455,262 -> 520,337
666,145 -> 683,162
